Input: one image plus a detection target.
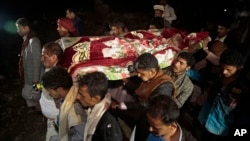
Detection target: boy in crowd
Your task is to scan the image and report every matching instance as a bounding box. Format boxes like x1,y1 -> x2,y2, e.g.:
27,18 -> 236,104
147,94 -> 197,141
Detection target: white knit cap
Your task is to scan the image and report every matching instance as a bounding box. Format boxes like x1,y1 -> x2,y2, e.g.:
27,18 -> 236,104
153,5 -> 164,11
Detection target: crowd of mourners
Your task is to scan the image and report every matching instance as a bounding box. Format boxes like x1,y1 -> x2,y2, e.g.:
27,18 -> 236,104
14,0 -> 250,140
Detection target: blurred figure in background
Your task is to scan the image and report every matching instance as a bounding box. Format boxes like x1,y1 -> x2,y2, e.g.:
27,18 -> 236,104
66,8 -> 85,36
148,5 -> 165,34
160,0 -> 177,28
57,17 -> 78,37
109,20 -> 128,36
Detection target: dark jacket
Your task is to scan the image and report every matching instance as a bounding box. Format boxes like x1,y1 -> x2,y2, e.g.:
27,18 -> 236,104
92,110 -> 123,141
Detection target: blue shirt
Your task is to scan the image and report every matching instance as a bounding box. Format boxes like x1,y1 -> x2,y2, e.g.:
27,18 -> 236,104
147,134 -> 165,141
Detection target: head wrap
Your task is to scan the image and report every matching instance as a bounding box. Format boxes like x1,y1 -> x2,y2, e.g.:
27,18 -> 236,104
153,5 -> 164,11
57,17 -> 76,33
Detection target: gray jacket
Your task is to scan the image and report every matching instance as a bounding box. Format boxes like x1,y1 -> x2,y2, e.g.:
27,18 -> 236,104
163,66 -> 194,108
22,36 -> 43,85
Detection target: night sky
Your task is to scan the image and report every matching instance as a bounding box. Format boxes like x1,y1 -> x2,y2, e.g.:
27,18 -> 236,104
0,0 -> 246,44
0,0 -> 162,45
0,0 -> 243,35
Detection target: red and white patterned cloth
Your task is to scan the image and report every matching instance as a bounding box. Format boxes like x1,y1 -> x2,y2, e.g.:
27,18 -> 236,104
57,29 -> 209,80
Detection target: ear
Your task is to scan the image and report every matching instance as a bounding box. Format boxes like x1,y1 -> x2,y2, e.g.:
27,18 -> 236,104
150,68 -> 157,77
91,95 -> 102,104
185,66 -> 191,71
51,54 -> 58,61
169,122 -> 178,129
56,87 -> 67,97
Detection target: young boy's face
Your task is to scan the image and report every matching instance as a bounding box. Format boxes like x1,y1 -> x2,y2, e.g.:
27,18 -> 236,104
172,57 -> 190,75
221,64 -> 238,78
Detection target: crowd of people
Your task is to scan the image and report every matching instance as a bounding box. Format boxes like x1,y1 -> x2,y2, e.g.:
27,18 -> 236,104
15,0 -> 250,141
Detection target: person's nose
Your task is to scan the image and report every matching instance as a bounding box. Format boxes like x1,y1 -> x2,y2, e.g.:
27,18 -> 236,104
149,126 -> 153,132
223,69 -> 228,75
137,73 -> 141,77
174,61 -> 180,67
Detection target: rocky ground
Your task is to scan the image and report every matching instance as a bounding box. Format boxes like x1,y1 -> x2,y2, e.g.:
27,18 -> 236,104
0,79 -> 46,141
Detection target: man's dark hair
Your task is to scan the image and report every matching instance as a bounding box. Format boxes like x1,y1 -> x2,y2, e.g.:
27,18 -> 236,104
42,65 -> 73,90
135,53 -> 159,71
220,49 -> 244,67
67,8 -> 77,14
217,17 -> 232,29
178,51 -> 196,67
147,94 -> 180,125
43,42 -> 63,60
16,17 -> 32,28
78,71 -> 108,99
110,20 -> 125,30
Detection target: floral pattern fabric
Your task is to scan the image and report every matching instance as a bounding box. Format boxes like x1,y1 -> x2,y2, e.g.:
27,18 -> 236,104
58,29 -> 209,80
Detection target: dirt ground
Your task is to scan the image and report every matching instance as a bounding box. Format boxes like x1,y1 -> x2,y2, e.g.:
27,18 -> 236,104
0,79 -> 46,141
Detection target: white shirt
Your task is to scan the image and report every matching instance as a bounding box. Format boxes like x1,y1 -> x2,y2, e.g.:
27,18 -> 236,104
39,89 -> 59,119
215,35 -> 227,43
163,4 -> 177,24
39,68 -> 59,119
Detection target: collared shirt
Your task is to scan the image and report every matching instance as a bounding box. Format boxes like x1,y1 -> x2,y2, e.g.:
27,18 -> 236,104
215,35 -> 227,43
146,123 -> 197,141
146,123 -> 183,141
163,66 -> 194,108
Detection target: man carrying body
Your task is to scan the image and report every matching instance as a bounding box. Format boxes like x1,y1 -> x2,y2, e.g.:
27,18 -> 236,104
42,66 -> 86,141
76,71 -> 123,141
111,52 -> 176,141
163,51 -> 195,108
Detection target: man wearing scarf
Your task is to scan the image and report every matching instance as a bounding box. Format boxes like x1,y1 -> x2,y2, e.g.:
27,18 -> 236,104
111,53 -> 176,141
42,66 -> 86,141
76,71 -> 123,141
16,17 -> 43,108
